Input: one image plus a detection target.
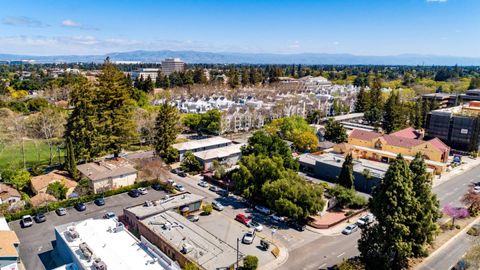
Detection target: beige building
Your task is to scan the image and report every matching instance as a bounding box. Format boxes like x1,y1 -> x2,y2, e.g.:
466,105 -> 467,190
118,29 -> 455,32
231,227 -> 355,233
77,158 -> 138,194
0,184 -> 21,205
30,170 -> 77,198
161,58 -> 185,75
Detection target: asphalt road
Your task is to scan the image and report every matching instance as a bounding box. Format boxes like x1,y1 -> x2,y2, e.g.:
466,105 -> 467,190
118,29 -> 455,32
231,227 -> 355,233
280,163 -> 480,270
10,188 -> 167,270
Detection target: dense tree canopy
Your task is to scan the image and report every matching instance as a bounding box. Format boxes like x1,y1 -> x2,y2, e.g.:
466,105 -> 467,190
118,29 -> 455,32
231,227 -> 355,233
324,119 -> 348,143
266,116 -> 319,152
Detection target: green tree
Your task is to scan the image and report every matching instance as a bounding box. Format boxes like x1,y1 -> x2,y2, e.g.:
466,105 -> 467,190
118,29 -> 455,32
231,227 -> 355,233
96,58 -> 137,157
266,116 -> 318,152
324,118 -> 348,143
9,169 -> 31,192
243,255 -> 259,270
469,77 -> 480,90
354,87 -> 370,113
154,103 -> 180,159
64,78 -> 99,162
364,78 -> 383,127
180,151 -> 202,173
182,113 -> 202,131
358,154 -> 416,270
65,137 -> 79,179
337,154 -> 355,189
382,91 -> 401,133
409,153 -> 440,257
329,184 -> 367,209
46,181 -> 68,200
294,130 -> 319,152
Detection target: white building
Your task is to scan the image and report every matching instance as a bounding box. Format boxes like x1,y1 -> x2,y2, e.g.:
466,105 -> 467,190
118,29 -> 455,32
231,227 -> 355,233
131,68 -> 160,81
172,137 -> 232,160
161,58 -> 185,76
194,143 -> 244,170
54,218 -> 180,270
76,158 -> 138,194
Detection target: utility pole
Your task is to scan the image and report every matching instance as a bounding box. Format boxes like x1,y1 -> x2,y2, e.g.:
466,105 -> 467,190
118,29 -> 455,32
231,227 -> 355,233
236,237 -> 240,269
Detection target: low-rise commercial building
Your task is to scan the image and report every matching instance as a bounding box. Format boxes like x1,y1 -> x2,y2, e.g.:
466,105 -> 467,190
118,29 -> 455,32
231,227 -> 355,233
0,217 -> 20,270
131,68 -> 160,81
54,218 -> 180,270
77,158 -> 138,194
172,137 -> 232,160
0,184 -> 21,205
194,143 -> 244,170
123,192 -> 204,231
138,211 -> 240,270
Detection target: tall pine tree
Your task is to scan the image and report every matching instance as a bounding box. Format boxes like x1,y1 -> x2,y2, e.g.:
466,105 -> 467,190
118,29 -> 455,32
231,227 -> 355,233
364,77 -> 383,128
337,153 -> 355,189
154,102 -> 180,158
354,87 -> 370,113
409,153 -> 440,257
96,58 -> 137,157
358,154 -> 417,270
65,137 -> 79,179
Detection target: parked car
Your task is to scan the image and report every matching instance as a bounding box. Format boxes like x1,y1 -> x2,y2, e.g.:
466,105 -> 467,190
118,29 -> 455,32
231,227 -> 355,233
474,186 -> 480,193
151,183 -> 162,191
128,189 -> 141,198
104,212 -> 116,219
178,171 -> 187,177
212,201 -> 224,211
217,189 -> 230,197
270,214 -> 285,222
209,186 -> 218,192
167,178 -> 176,185
187,215 -> 199,222
94,197 -> 105,206
249,221 -> 263,232
21,215 -> 33,228
171,168 -> 180,174
342,224 -> 359,235
242,230 -> 256,244
198,181 -> 209,188
175,184 -> 186,192
235,213 -> 252,226
260,239 -> 270,251
56,208 -> 67,216
356,214 -> 375,226
75,203 -> 87,212
137,187 -> 148,195
289,221 -> 306,231
254,205 -> 271,215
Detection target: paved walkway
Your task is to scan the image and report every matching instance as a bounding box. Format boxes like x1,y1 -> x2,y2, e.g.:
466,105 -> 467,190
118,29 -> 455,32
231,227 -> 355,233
433,156 -> 480,188
260,240 -> 289,270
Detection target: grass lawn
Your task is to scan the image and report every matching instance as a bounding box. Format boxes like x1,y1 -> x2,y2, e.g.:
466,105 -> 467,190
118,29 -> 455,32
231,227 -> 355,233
0,139 -> 64,170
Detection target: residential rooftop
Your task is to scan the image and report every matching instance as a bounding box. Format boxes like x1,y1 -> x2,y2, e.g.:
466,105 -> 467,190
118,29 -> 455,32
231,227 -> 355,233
55,218 -> 178,270
125,192 -> 204,220
76,157 -> 137,181
194,143 -> 244,160
141,211 -> 240,270
172,137 -> 232,152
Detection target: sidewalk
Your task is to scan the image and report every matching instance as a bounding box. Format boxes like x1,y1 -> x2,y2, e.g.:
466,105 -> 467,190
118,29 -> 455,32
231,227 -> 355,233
260,239 -> 289,270
433,156 -> 480,188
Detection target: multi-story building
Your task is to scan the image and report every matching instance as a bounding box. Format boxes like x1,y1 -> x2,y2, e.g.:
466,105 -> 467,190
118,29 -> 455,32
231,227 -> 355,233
334,127 -> 450,174
161,58 -> 185,76
54,218 -> 179,270
425,101 -> 480,152
131,68 -> 160,82
421,93 -> 459,109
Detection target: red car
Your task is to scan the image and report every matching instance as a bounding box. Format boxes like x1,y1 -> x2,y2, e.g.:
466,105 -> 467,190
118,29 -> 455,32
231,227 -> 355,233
235,213 -> 251,226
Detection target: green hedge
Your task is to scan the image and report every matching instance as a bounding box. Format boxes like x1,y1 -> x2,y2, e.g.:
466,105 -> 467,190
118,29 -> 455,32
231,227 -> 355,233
5,180 -> 171,222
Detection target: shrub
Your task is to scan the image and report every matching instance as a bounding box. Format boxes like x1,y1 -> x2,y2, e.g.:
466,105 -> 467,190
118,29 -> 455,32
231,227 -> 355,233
243,255 -> 259,270
345,210 -> 355,217
202,204 -> 213,215
455,224 -> 461,229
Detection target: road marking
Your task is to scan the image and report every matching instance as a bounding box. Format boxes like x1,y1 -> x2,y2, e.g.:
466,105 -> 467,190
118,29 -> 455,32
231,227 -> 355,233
337,252 -> 345,258
319,263 -> 326,268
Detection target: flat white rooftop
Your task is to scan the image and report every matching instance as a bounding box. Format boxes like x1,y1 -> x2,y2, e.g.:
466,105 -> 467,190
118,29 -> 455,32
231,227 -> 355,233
172,137 -> 232,152
194,143 -> 243,161
56,218 -> 178,270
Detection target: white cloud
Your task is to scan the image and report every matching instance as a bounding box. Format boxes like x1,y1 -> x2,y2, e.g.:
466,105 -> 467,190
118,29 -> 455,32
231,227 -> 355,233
426,0 -> 447,2
2,16 -> 49,27
289,41 -> 300,49
61,19 -> 98,30
333,41 -> 340,45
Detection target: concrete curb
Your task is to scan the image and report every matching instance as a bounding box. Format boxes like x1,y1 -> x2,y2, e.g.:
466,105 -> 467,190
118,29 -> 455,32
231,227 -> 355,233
260,240 -> 289,270
433,158 -> 480,188
415,215 -> 480,269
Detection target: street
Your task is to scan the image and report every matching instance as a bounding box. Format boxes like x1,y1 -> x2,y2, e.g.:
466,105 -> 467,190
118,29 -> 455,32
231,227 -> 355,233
278,163 -> 480,270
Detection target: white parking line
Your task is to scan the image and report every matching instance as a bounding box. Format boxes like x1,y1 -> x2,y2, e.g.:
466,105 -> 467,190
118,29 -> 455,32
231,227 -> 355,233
319,263 -> 327,268
337,252 -> 346,258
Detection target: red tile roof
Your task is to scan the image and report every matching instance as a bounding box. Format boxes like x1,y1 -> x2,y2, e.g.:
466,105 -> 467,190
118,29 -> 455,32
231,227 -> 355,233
428,137 -> 450,152
349,129 -> 382,141
390,127 -> 422,140
382,134 -> 424,149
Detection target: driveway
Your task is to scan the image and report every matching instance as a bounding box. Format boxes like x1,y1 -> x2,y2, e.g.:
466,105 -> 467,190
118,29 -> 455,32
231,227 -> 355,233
10,188 -> 167,270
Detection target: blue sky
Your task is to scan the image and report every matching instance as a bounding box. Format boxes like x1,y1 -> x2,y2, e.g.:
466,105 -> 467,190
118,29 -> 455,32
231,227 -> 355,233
0,0 -> 478,56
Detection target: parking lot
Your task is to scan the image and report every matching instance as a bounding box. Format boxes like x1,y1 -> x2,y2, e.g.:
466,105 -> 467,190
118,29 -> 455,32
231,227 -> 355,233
10,188 -> 167,270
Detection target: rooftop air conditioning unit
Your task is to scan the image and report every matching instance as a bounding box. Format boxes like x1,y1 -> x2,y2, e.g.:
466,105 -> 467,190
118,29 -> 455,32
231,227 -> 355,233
93,257 -> 107,270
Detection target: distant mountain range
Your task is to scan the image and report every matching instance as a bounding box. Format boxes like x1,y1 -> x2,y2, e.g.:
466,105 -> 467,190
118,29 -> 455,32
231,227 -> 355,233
1,50 -> 480,66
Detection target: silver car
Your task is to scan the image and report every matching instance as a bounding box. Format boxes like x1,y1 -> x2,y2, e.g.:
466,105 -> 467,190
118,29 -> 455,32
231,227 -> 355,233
56,208 -> 67,216
212,201 -> 224,211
